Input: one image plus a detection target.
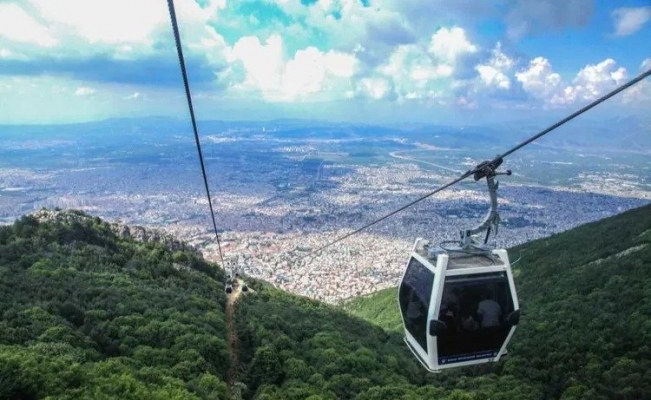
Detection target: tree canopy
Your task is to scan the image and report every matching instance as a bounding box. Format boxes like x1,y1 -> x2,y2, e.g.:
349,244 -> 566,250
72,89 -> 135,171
1,204 -> 650,399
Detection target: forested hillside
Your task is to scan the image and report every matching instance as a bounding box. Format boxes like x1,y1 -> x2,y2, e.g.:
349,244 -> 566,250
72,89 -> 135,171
1,205 -> 649,399
0,211 -> 231,399
347,203 -> 651,399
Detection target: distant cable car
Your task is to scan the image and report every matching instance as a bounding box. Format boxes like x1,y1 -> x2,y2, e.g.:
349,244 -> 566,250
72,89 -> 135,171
225,272 -> 234,294
398,159 -> 520,372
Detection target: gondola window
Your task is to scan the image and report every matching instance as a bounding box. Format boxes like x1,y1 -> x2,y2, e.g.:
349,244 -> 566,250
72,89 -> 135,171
399,257 -> 434,350
436,272 -> 515,364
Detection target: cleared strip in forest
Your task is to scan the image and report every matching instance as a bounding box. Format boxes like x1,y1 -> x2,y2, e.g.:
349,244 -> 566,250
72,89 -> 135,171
225,280 -> 244,399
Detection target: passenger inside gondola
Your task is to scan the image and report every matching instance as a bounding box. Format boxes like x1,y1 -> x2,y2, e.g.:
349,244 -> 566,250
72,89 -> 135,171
439,287 -> 461,331
460,310 -> 478,331
477,291 -> 502,328
436,275 -> 515,362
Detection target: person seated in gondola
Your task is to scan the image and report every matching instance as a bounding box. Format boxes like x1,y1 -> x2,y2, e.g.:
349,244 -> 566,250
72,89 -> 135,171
439,305 -> 456,331
476,292 -> 502,328
442,288 -> 460,315
460,310 -> 479,331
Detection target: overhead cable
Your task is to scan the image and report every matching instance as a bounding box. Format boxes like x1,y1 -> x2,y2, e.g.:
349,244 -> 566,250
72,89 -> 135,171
167,0 -> 225,265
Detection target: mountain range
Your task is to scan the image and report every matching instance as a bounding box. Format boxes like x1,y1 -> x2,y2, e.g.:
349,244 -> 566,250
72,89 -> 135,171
2,115 -> 650,153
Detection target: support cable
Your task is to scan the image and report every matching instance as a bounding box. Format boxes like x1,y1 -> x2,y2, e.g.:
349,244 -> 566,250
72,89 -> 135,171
167,0 -> 225,266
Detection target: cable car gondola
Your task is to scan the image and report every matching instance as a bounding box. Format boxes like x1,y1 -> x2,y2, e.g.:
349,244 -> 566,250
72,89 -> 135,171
398,159 -> 520,372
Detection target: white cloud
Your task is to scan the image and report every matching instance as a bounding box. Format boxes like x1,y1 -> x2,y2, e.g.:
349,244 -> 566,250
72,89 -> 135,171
387,45 -> 451,79
279,46 -> 358,97
641,59 -> 651,72
516,57 -> 563,101
612,7 -> 651,36
32,0 -> 165,45
429,27 -> 477,64
229,35 -> 358,101
476,65 -> 511,89
475,43 -> 514,90
0,0 -> 228,71
230,35 -> 284,94
0,0 -> 646,119
563,59 -> 626,103
283,48 -> 326,97
622,58 -> 651,104
516,57 -> 632,106
270,0 -> 409,56
355,77 -> 393,100
30,0 -> 224,45
324,51 -> 358,78
375,44 -> 452,102
0,3 -> 57,47
355,26 -> 476,103
74,87 -> 96,96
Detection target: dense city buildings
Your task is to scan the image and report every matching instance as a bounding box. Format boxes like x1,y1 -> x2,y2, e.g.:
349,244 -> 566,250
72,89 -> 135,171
2,158 -> 647,304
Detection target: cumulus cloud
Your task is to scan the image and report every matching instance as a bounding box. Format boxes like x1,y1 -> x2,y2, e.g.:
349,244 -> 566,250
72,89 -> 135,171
475,43 -> 514,90
447,41 -> 529,109
355,77 -> 395,100
515,57 -> 563,101
429,27 -> 477,64
376,44 -> 449,101
272,0 -> 407,54
563,59 -> 626,103
230,35 -> 284,94
228,34 -> 359,101
611,7 -> 651,37
622,58 -> 651,104
516,57 -> 632,106
282,47 -> 357,99
0,0 -> 230,88
74,86 -> 95,96
364,26 -> 475,102
0,0 -> 646,119
0,3 -> 57,47
30,0 -> 224,45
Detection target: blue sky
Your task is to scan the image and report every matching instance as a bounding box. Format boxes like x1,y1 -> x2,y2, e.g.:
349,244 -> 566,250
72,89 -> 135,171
0,0 -> 649,125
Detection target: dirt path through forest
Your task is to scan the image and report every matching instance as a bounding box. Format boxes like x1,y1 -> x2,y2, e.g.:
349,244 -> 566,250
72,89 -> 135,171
225,280 -> 244,399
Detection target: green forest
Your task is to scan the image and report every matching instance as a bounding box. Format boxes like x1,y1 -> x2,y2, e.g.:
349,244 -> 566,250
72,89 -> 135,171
1,204 -> 650,399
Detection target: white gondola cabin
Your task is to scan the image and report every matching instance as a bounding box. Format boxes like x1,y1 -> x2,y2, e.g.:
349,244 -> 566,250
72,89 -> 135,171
399,239 -> 519,372
399,158 -> 520,372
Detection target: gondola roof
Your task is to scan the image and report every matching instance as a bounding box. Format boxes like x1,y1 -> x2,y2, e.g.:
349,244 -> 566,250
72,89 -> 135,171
415,247 -> 504,269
